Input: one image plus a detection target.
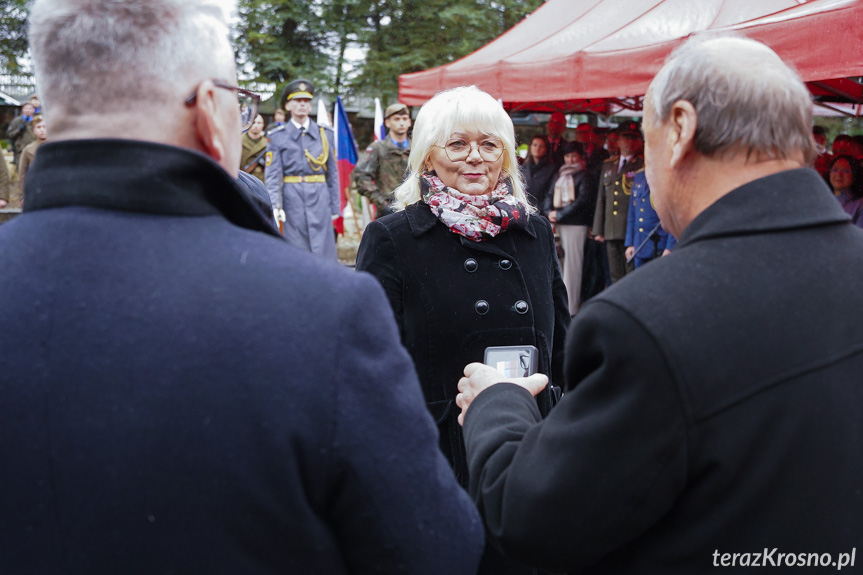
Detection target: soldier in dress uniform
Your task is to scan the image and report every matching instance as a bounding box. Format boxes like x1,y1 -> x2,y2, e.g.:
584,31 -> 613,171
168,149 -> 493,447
351,103 -> 411,218
591,121 -> 644,283
265,78 -> 339,260
624,169 -> 676,268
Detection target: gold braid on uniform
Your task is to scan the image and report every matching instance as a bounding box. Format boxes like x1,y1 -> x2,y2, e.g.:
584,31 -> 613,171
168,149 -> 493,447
305,127 -> 329,172
622,170 -> 634,196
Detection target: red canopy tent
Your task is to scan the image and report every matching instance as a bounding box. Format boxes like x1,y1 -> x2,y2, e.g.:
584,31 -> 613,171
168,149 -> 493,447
399,0 -> 863,115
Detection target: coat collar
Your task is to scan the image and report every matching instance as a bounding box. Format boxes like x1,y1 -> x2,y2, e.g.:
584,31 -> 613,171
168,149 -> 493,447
403,201 -> 537,239
288,120 -> 320,141
23,139 -> 282,238
678,168 -> 850,247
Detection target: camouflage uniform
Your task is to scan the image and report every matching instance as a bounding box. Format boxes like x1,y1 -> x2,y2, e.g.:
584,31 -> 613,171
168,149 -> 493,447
352,137 -> 410,215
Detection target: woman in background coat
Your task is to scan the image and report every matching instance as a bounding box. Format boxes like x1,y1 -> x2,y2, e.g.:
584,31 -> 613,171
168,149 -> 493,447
519,134 -> 557,213
356,86 -> 569,575
545,140 -> 599,314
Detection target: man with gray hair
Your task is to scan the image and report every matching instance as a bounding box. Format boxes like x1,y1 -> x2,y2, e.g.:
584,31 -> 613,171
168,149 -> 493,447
0,1 -> 483,573
455,35 -> 863,573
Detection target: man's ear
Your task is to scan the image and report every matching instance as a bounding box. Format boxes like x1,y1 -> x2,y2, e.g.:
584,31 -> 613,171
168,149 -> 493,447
668,99 -> 697,168
193,80 -> 227,164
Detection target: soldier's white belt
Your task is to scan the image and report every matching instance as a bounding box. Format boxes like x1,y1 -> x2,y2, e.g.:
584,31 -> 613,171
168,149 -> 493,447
284,175 -> 326,183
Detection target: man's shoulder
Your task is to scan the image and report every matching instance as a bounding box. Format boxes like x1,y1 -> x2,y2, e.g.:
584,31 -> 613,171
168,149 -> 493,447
267,124 -> 287,139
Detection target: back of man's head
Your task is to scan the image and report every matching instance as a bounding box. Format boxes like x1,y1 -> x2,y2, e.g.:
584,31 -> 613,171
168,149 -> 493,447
29,0 -> 234,137
648,35 -> 814,164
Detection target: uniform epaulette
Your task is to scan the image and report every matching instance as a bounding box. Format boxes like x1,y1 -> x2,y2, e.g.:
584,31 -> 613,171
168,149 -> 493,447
267,125 -> 286,137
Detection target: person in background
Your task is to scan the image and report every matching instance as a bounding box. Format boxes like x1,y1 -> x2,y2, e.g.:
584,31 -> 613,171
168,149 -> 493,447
264,79 -> 339,259
545,140 -> 598,314
624,169 -> 675,268
592,121 -> 644,283
352,102 -> 411,218
812,125 -> 831,177
519,134 -> 557,212
826,154 -> 863,228
603,128 -> 620,157
0,1 -> 484,573
544,111 -> 568,167
240,113 -> 267,183
17,114 -> 48,197
266,108 -> 286,133
6,102 -> 36,166
0,150 -> 10,209
456,35 -> 862,575
574,122 -> 609,173
356,85 -> 568,575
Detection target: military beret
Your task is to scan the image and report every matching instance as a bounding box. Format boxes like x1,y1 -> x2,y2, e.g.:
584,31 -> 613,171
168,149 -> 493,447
617,121 -> 642,137
384,103 -> 410,119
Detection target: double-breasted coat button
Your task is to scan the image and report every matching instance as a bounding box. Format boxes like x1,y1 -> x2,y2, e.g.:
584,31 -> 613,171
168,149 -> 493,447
464,258 -> 478,273
515,300 -> 529,314
499,259 -> 512,270
475,300 -> 490,315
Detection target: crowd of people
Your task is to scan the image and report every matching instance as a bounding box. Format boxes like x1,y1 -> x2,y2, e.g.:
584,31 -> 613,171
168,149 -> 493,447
1,0 -> 862,574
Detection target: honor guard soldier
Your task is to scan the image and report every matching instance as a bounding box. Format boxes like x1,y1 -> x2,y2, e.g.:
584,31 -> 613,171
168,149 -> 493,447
351,102 -> 411,218
624,169 -> 676,268
591,121 -> 644,283
265,79 -> 339,260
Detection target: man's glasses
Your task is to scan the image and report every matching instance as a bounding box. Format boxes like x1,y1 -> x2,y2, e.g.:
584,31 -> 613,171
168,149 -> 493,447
184,81 -> 261,131
436,138 -> 505,162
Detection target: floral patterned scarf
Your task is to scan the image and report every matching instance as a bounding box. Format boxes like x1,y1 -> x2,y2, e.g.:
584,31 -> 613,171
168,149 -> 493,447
420,171 -> 526,242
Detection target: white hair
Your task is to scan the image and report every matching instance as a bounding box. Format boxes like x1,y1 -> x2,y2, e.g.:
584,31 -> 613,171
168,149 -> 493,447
28,0 -> 235,116
393,85 -> 532,212
648,35 -> 814,163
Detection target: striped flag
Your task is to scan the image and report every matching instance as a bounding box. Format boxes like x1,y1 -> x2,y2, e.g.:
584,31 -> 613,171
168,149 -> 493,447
333,96 -> 358,235
374,98 -> 385,141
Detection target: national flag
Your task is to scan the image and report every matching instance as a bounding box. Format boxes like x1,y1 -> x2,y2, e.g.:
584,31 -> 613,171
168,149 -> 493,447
317,98 -> 331,127
333,96 -> 358,236
373,97 -> 385,141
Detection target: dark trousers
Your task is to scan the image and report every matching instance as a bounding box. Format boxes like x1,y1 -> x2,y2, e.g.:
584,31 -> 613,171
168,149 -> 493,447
606,239 -> 634,283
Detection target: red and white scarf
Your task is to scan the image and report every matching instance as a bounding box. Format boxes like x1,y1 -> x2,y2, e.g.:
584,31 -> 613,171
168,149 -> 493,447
420,171 -> 526,242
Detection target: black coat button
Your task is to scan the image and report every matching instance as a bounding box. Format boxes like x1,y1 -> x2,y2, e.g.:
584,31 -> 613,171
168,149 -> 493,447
464,258 -> 478,273
499,259 -> 512,270
475,300 -> 490,315
515,300 -> 529,314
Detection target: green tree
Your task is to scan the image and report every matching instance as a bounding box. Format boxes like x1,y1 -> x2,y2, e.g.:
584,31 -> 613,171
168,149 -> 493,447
234,0 -> 544,101
0,0 -> 32,73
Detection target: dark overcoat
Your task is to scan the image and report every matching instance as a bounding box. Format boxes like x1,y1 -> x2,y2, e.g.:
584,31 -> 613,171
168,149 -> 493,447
0,140 -> 484,575
519,157 -> 558,213
464,168 -> 863,574
356,202 -> 569,488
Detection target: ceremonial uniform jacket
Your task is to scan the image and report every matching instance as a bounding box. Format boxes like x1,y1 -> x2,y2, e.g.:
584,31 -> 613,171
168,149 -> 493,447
240,132 -> 267,183
591,155 -> 643,240
0,139 -> 484,575
265,120 -> 339,260
464,168 -> 863,574
625,170 -> 676,261
352,136 -> 410,211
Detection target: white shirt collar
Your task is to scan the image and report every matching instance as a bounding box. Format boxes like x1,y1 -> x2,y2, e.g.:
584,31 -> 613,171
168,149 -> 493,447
291,118 -> 310,131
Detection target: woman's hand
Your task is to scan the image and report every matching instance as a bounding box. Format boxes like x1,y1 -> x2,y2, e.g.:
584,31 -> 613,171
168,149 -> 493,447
456,363 -> 549,426
548,210 -> 558,223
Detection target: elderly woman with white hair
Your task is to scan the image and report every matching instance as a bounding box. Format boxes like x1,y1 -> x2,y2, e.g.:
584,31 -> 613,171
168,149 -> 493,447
356,85 -> 568,574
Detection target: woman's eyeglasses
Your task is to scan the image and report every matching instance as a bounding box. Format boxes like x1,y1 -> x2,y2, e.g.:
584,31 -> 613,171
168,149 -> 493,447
436,138 -> 505,162
184,81 -> 261,131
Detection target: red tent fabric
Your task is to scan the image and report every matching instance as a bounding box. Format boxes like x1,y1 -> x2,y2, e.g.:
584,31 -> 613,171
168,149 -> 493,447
399,0 -> 863,114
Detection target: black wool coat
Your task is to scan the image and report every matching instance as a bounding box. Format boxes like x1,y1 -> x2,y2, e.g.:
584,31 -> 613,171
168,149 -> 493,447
520,157 -> 558,214
356,203 -> 569,487
544,168 -> 600,226
0,140 -> 484,575
464,168 -> 863,574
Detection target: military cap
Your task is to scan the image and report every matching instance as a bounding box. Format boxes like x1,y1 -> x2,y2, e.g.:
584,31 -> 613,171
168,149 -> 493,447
384,103 -> 410,119
283,79 -> 315,103
617,121 -> 642,137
